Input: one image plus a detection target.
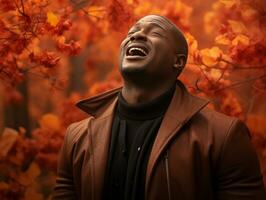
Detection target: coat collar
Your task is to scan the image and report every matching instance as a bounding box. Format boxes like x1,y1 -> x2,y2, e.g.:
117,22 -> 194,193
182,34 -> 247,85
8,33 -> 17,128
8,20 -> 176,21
76,80 -> 209,122
145,80 -> 209,195
76,85 -> 122,118
76,80 -> 209,199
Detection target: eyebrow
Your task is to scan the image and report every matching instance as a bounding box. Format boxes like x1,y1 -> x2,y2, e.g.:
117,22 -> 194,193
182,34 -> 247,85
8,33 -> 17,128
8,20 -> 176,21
135,21 -> 167,31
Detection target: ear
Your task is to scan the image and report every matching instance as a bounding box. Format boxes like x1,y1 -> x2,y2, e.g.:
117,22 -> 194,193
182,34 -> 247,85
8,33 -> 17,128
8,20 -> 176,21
173,54 -> 186,69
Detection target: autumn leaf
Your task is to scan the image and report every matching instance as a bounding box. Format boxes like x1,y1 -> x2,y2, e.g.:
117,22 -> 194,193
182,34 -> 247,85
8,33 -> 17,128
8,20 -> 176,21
134,1 -> 159,16
29,51 -> 60,68
86,6 -> 106,21
39,113 -> 61,131
47,11 -> 59,27
219,0 -> 237,8
204,11 -> 216,34
18,162 -> 41,186
0,128 -> 19,158
228,20 -> 247,34
56,36 -> 81,56
185,33 -> 198,52
232,34 -> 250,46
209,69 -> 222,80
200,47 -> 223,66
107,0 -> 134,31
215,34 -> 231,45
241,6 -> 258,22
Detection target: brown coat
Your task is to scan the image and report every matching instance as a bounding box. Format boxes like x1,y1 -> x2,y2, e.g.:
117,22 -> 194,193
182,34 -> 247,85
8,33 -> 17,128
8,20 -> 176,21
53,81 -> 265,200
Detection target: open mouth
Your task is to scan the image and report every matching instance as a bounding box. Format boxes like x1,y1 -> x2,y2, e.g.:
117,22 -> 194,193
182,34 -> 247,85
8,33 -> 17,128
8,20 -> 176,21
126,46 -> 148,57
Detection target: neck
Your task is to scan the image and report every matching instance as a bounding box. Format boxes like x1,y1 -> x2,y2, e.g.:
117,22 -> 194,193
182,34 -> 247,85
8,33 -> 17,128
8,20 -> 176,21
121,80 -> 176,105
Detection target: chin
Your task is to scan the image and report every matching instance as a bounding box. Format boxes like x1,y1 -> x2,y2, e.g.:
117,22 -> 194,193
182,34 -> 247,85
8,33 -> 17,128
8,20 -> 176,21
120,64 -> 145,74
119,62 -> 147,79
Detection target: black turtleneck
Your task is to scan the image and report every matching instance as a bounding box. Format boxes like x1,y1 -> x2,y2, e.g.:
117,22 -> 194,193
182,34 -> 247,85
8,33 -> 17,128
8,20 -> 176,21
103,84 -> 176,200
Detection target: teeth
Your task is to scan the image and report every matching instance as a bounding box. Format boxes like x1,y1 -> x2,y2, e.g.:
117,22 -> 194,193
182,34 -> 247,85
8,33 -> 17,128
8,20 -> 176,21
128,47 -> 147,56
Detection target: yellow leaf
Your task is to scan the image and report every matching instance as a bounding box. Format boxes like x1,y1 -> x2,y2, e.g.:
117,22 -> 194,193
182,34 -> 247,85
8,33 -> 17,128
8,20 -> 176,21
228,20 -> 247,33
209,69 -> 222,80
185,33 -> 198,52
47,11 -> 59,27
215,34 -> 231,45
209,47 -> 222,58
200,47 -> 222,66
87,6 -> 105,22
232,34 -> 250,46
57,36 -> 66,44
39,113 -> 61,131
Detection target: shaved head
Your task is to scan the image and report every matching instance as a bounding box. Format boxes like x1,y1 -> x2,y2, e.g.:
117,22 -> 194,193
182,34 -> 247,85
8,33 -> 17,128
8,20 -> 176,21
137,15 -> 188,61
119,14 -> 188,91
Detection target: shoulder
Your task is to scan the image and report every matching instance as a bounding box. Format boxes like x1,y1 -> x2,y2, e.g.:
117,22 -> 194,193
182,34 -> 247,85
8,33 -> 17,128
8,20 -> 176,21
194,106 -> 245,136
188,107 -> 251,158
63,118 -> 93,149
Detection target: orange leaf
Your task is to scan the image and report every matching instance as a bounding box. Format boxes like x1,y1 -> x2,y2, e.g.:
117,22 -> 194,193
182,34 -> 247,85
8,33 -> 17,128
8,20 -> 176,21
215,34 -> 231,45
219,0 -> 237,8
185,33 -> 198,52
0,128 -> 19,158
87,6 -> 106,21
209,69 -> 222,80
39,113 -> 61,131
241,6 -> 257,22
232,34 -> 250,46
47,11 -> 59,27
200,47 -> 223,66
134,2 -> 160,16
18,162 -> 41,186
228,20 -> 247,34
204,12 -> 216,34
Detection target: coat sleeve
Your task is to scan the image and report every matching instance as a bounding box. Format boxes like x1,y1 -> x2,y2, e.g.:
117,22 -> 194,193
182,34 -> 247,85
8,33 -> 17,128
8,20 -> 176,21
52,124 -> 78,200
217,119 -> 266,200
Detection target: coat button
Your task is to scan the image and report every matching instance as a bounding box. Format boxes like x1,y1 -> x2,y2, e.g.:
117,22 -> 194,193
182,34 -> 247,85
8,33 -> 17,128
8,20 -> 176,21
137,147 -> 141,151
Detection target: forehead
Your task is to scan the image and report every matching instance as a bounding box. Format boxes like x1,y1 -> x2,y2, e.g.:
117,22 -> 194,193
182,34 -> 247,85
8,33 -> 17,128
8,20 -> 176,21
131,15 -> 172,32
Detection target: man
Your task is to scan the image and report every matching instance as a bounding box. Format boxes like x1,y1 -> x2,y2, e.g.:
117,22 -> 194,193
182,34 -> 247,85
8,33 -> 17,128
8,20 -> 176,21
53,15 -> 265,200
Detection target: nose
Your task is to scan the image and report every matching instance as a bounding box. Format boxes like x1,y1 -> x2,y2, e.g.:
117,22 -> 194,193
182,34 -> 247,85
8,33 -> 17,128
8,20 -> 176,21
129,31 -> 147,41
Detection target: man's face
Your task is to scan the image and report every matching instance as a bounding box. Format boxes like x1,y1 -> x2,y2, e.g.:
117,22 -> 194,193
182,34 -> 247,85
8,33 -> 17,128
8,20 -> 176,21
119,15 -> 177,80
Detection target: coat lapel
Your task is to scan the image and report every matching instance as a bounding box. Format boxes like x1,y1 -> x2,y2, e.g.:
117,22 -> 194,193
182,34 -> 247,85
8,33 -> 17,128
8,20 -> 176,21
145,81 -> 209,195
88,97 -> 118,200
77,88 -> 121,200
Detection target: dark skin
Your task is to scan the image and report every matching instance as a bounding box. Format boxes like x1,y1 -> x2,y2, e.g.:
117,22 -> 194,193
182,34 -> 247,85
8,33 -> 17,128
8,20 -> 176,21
119,15 -> 187,105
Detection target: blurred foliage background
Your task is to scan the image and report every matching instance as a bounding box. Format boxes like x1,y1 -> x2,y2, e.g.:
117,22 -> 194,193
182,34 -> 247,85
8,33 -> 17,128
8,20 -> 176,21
0,0 -> 266,199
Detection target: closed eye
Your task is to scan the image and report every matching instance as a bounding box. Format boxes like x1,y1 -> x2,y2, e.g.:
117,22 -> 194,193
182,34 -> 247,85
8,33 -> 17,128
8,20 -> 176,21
150,31 -> 164,37
127,31 -> 135,36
